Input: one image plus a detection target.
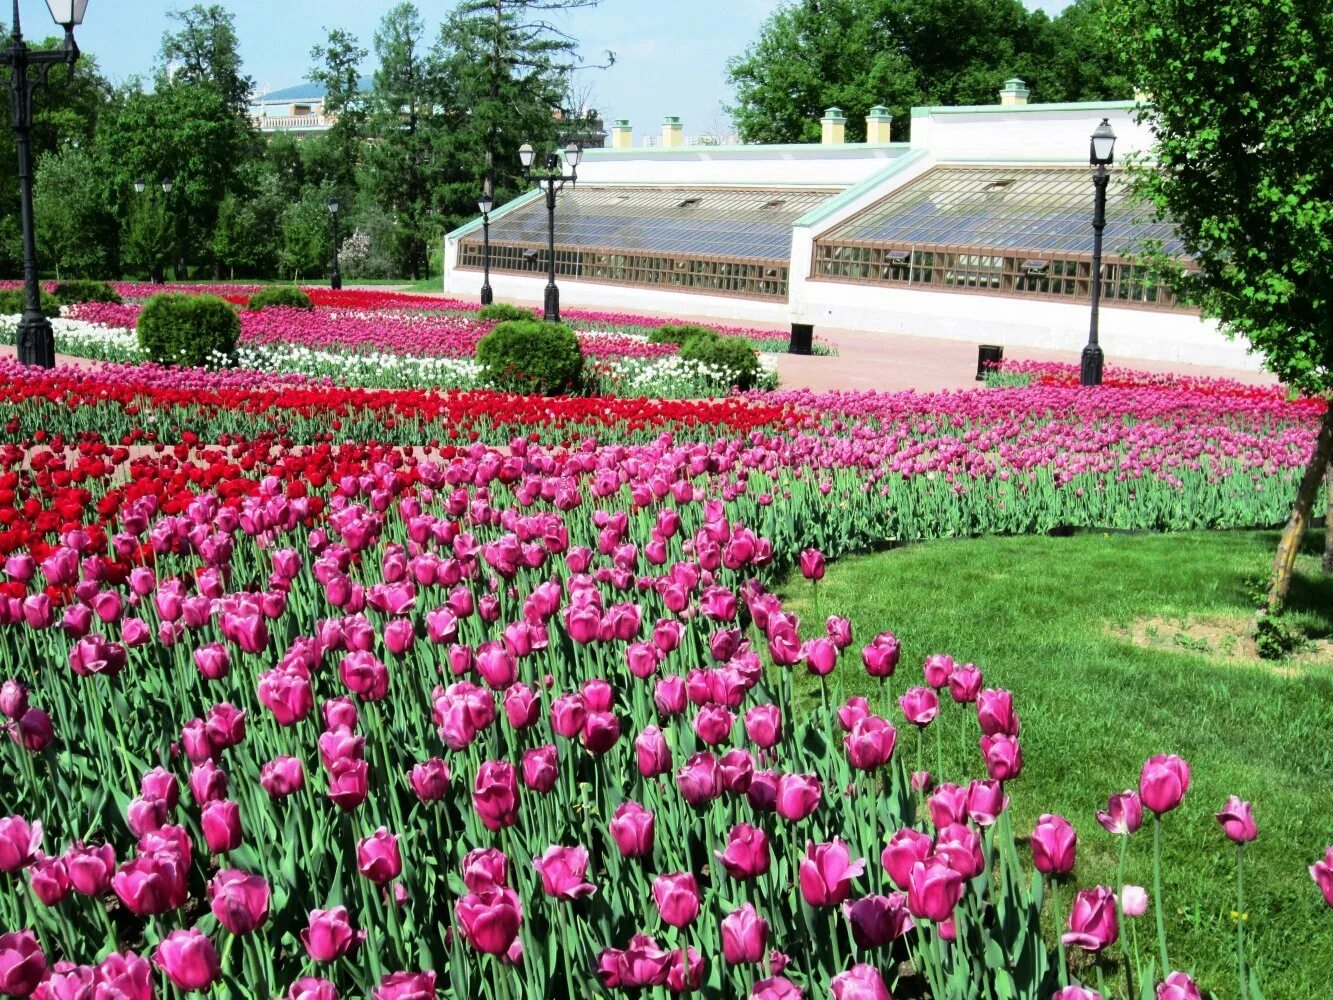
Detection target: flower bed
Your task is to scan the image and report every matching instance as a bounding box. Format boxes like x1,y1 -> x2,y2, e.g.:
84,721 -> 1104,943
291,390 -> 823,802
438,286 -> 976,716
0,425 -> 1327,999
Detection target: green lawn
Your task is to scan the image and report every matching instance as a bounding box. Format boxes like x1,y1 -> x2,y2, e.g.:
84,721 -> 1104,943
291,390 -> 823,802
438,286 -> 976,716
777,529 -> 1333,1000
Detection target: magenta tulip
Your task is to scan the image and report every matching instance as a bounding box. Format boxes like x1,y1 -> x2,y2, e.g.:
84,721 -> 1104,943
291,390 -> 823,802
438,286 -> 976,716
721,903 -> 768,965
948,662 -> 983,703
609,801 -> 655,858
28,854 -> 69,906
152,928 -> 221,990
635,725 -> 672,778
906,859 -> 964,922
743,704 -> 781,748
532,845 -> 596,900
472,761 -> 519,831
843,716 -> 897,771
927,783 -> 968,828
899,687 -> 938,728
372,971 -> 436,1000
1308,846 -> 1333,907
64,842 -> 115,896
288,978 -> 340,1000
715,823 -> 770,880
675,753 -> 721,807
775,773 -> 822,821
260,756 -> 305,798
455,886 -> 522,955
861,631 -> 900,678
189,760 -> 228,805
965,779 -> 1009,827
652,872 -> 701,926
0,931 -> 46,997
1216,796 -> 1257,843
798,838 -> 865,906
831,964 -> 891,1000
881,827 -> 933,891
200,800 -> 243,853
845,893 -> 913,948
980,733 -> 1023,782
356,829 -> 402,885
837,696 -> 870,732
1139,754 -> 1190,814
752,977 -> 803,999
1062,886 -> 1119,952
1031,813 -> 1077,876
976,688 -> 1020,736
799,548 -> 825,581
301,907 -> 366,962
208,869 -> 270,935
1156,972 -> 1203,1000
1096,791 -> 1144,835
693,704 -> 735,746
0,816 -> 41,872
139,767 -> 179,808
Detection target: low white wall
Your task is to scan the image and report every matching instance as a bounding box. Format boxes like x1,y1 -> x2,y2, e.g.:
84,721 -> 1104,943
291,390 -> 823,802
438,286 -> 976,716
796,277 -> 1260,369
576,146 -> 910,188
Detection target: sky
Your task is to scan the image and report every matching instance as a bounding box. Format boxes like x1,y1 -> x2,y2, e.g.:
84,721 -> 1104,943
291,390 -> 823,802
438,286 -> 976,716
42,0 -> 1069,137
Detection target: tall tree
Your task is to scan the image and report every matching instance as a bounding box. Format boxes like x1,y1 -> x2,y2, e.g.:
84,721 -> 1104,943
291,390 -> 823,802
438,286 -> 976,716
33,147 -> 117,278
1109,0 -> 1332,610
364,3 -> 443,279
434,0 -> 609,231
726,0 -> 1123,144
159,4 -> 254,115
309,28 -> 369,194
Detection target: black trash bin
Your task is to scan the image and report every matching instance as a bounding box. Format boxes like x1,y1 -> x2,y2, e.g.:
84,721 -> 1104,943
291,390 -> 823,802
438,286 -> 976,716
789,323 -> 814,356
976,344 -> 1004,381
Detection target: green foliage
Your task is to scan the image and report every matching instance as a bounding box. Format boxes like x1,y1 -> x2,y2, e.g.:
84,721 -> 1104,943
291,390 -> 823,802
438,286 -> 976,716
136,293 -> 240,367
1252,609 -> 1309,660
158,4 -> 255,116
649,324 -> 717,346
278,185 -> 337,280
726,0 -> 1129,144
308,28 -> 369,194
475,319 -> 585,395
33,147 -> 118,279
1109,0 -> 1332,395
0,289 -> 59,318
52,281 -> 121,306
247,286 -> 312,311
478,302 -> 534,323
680,334 -> 763,389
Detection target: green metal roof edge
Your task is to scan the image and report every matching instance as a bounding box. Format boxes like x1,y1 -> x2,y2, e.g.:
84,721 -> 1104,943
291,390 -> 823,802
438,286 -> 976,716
581,142 -> 910,157
792,149 -> 930,228
447,188 -> 544,241
911,100 -> 1137,117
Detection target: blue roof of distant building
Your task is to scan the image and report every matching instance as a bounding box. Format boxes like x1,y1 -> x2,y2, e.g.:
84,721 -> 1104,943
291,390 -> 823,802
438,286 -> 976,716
257,78 -> 373,103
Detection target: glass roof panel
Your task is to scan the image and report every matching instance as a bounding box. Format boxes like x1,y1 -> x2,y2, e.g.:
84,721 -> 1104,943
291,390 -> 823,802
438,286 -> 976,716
481,186 -> 837,261
818,166 -> 1183,257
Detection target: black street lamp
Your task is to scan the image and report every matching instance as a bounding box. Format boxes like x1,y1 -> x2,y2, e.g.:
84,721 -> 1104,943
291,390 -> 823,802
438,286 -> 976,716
326,196 -> 341,290
518,140 -> 582,323
1081,117 -> 1117,387
4,0 -> 90,368
133,177 -> 173,284
477,191 -> 494,306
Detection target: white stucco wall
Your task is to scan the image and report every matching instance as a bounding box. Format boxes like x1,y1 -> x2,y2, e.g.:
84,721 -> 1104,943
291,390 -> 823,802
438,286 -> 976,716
574,145 -> 912,189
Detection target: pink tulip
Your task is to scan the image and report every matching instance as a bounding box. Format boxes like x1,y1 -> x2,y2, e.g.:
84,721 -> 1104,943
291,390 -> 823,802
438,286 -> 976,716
287,978 -> 340,1000
775,773 -> 822,821
693,704 -> 734,746
635,725 -> 672,777
532,845 -> 596,900
980,733 -> 1023,782
356,828 -> 402,885
1216,795 -> 1257,843
476,644 -> 517,690
12,708 -> 53,752
372,971 -> 436,999
654,675 -> 687,716
927,783 -> 968,828
65,842 -> 115,896
140,767 -> 179,809
843,716 -> 897,771
861,631 -> 900,678
1096,791 -> 1144,835
899,687 -> 938,728
948,662 -> 983,703
502,684 -> 540,729
831,964 -> 891,1000
804,637 -> 838,676
323,697 -> 359,731
260,756 -> 305,798
906,859 -> 964,921
301,907 -> 366,962
1308,846 -> 1333,906
1031,813 -> 1077,875
472,761 -> 519,831
666,945 -> 704,993
597,933 -> 672,990
0,680 -> 28,719
799,838 -> 865,906
743,704 -> 782,748
675,753 -> 721,807
826,615 -> 852,649
1062,885 -> 1119,952
652,872 -> 701,926
455,886 -> 522,955
799,548 -> 825,581
383,619 -> 415,657
609,801 -> 655,858
200,800 -> 243,853
339,652 -> 389,701
209,869 -> 270,934
28,854 -> 69,906
923,653 -> 955,689
582,710 -> 621,754
1120,885 -> 1149,917
520,745 -> 558,794
752,975 -> 803,999
721,903 -> 768,964
0,817 -> 43,873
845,893 -> 914,948
0,931 -> 46,997
965,779 -> 1008,826
1051,989 -> 1102,1000
976,689 -> 1019,736
193,643 -> 230,681
126,797 -> 169,838
935,822 -> 985,879
1156,972 -> 1202,1000
881,828 -> 933,890
550,693 -> 587,738
189,760 -> 228,805
716,823 -> 770,880
837,696 -> 870,732
462,848 -> 509,892
258,667 -> 314,726
1139,754 -> 1190,814
152,928 -> 221,990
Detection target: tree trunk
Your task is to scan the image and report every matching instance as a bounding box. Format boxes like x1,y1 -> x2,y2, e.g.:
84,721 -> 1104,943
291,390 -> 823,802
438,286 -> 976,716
1323,463 -> 1333,573
1268,403 -> 1333,610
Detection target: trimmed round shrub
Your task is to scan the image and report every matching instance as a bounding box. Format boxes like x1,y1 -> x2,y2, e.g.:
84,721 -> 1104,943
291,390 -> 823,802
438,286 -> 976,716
248,286 -> 312,311
680,334 -> 763,390
478,302 -> 534,323
648,323 -> 716,346
0,288 -> 60,318
137,293 -> 240,368
53,280 -> 121,305
476,320 -> 584,396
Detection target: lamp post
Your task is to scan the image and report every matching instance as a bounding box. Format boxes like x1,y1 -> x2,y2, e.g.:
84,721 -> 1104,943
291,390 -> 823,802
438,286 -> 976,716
1081,117 -> 1116,387
4,0 -> 90,368
477,191 -> 493,306
326,196 -> 341,290
134,177 -> 172,284
518,140 -> 581,323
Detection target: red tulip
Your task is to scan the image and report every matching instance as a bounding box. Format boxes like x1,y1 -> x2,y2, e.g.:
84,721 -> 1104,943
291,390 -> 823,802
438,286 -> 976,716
1216,795 -> 1257,843
356,828 -> 402,885
301,907 -> 366,962
1062,885 -> 1119,952
798,838 -> 865,906
532,845 -> 596,900
208,869 -> 270,935
152,928 -> 221,990
1031,813 -> 1077,875
1139,755 -> 1190,814
609,801 -> 655,858
652,872 -> 701,926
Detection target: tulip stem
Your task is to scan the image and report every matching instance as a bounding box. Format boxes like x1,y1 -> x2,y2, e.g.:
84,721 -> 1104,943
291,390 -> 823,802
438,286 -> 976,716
1048,876 -> 1068,986
828,905 -> 843,976
1115,835 -> 1133,1000
1152,815 -> 1170,973
1236,842 -> 1249,1000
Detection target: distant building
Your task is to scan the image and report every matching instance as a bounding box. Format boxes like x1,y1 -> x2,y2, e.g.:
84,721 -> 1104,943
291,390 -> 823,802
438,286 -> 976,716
444,90 -> 1258,370
249,79 -> 372,135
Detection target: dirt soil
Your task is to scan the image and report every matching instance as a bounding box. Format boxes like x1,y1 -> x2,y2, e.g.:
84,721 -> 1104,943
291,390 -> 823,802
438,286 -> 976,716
1113,614 -> 1333,674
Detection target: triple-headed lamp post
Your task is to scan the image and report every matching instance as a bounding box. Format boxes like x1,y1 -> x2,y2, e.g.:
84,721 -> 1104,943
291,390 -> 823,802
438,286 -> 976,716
1081,117 -> 1117,387
5,0 -> 90,367
326,196 -> 341,290
477,191 -> 494,306
518,140 -> 582,324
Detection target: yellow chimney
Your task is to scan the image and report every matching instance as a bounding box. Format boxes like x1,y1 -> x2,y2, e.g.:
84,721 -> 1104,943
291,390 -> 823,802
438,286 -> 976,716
661,116 -> 684,148
865,105 -> 893,144
999,78 -> 1030,106
611,118 -> 632,150
820,107 -> 846,145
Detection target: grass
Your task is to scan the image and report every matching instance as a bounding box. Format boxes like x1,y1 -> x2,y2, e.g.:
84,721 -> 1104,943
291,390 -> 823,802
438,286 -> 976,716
777,529 -> 1333,1000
